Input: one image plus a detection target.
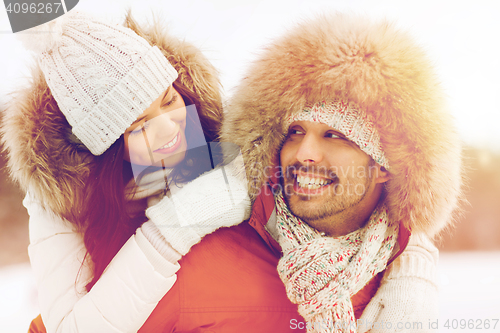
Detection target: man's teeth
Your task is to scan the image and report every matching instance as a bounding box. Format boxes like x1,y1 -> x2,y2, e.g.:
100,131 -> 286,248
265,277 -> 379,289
158,134 -> 178,150
296,175 -> 332,189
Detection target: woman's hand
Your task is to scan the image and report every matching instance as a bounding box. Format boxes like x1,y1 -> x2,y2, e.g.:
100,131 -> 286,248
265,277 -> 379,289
146,157 -> 251,255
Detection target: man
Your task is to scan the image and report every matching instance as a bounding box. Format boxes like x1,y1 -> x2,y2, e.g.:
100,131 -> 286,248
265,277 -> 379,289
143,13 -> 458,332
220,12 -> 462,332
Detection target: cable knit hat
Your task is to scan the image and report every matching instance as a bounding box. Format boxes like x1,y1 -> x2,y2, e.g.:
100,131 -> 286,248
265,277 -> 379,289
21,11 -> 178,155
286,99 -> 389,169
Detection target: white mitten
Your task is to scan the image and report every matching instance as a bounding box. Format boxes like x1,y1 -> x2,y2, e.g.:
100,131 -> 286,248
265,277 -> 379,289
358,233 -> 439,333
145,157 -> 250,255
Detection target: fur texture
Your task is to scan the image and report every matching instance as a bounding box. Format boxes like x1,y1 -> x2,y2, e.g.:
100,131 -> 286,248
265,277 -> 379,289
1,12 -> 222,222
221,13 -> 463,238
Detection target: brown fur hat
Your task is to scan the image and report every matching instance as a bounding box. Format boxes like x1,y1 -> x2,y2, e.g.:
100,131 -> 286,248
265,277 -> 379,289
221,13 -> 463,238
1,12 -> 222,221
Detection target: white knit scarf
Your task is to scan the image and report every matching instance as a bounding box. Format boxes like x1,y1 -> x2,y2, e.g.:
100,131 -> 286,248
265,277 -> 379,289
275,191 -> 399,333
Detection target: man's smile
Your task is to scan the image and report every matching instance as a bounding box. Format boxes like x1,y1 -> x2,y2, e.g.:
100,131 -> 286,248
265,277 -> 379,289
289,171 -> 338,196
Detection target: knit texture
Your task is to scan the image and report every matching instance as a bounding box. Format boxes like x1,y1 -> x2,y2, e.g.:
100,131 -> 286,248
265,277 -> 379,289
30,11 -> 178,155
146,161 -> 251,255
286,100 -> 389,169
135,224 -> 181,276
359,233 -> 439,333
275,192 -> 399,333
139,221 -> 182,264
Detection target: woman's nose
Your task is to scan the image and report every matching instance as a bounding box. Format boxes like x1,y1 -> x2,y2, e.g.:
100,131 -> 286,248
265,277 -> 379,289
150,112 -> 177,138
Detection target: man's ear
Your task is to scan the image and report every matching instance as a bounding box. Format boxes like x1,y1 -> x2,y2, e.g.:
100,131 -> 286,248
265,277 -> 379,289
374,164 -> 391,184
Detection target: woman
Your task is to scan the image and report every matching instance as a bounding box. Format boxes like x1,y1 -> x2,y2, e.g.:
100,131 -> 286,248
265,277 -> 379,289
1,11 -> 249,332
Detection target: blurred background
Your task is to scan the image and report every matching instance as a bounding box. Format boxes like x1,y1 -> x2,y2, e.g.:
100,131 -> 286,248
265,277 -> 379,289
1,0 -> 500,332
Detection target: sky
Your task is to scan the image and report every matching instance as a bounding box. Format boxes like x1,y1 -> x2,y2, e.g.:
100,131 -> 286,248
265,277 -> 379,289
1,0 -> 499,151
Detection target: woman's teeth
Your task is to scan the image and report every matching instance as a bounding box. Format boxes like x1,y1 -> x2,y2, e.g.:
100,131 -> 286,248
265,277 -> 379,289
296,175 -> 333,189
158,134 -> 178,150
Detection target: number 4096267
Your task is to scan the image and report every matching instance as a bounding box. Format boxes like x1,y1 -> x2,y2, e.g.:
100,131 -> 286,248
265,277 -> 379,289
443,319 -> 498,330
6,2 -> 62,14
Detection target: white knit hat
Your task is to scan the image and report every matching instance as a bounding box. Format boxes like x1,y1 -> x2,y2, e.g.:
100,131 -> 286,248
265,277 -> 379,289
286,100 -> 389,169
22,11 -> 178,155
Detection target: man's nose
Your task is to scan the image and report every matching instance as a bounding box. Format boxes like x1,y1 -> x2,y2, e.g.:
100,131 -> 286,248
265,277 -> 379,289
295,134 -> 323,164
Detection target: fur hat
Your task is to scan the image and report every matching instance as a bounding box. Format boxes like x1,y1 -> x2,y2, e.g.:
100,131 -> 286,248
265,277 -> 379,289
1,12 -> 222,221
221,13 -> 463,238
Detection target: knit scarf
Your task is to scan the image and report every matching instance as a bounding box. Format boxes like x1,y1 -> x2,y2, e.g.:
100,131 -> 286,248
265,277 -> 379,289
275,191 -> 398,333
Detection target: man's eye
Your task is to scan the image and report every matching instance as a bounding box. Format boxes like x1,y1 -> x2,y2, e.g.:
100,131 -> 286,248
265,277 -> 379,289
325,132 -> 340,139
290,129 -> 304,135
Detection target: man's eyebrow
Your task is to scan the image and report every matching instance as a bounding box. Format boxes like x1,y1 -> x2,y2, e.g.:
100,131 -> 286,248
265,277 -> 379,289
128,87 -> 171,127
288,124 -> 305,130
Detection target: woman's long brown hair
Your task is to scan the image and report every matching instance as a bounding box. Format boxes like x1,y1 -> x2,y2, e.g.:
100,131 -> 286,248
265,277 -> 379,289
81,81 -> 221,291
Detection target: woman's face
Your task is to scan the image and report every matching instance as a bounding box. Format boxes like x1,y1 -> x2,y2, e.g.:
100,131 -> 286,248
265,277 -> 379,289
124,86 -> 188,167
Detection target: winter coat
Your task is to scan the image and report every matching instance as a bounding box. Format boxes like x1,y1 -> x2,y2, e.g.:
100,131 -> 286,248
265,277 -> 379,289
24,194 -> 179,332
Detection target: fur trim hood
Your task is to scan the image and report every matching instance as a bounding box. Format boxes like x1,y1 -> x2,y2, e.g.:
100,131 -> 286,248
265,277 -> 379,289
1,13 -> 222,221
221,13 -> 463,238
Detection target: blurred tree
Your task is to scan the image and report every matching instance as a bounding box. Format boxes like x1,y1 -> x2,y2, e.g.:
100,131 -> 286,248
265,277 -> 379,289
0,139 -> 29,267
440,146 -> 500,251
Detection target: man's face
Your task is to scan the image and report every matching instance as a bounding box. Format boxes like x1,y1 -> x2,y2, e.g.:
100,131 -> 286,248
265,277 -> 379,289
280,120 -> 384,236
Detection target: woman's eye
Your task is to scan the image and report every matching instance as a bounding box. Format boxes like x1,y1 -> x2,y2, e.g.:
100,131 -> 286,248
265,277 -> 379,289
130,128 -> 142,136
161,92 -> 178,109
130,122 -> 149,136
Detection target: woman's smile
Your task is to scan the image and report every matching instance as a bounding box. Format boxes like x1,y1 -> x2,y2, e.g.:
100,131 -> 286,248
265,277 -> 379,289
154,131 -> 182,154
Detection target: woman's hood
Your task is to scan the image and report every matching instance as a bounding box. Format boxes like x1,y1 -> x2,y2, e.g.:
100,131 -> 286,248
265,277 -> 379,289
1,12 -> 222,220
